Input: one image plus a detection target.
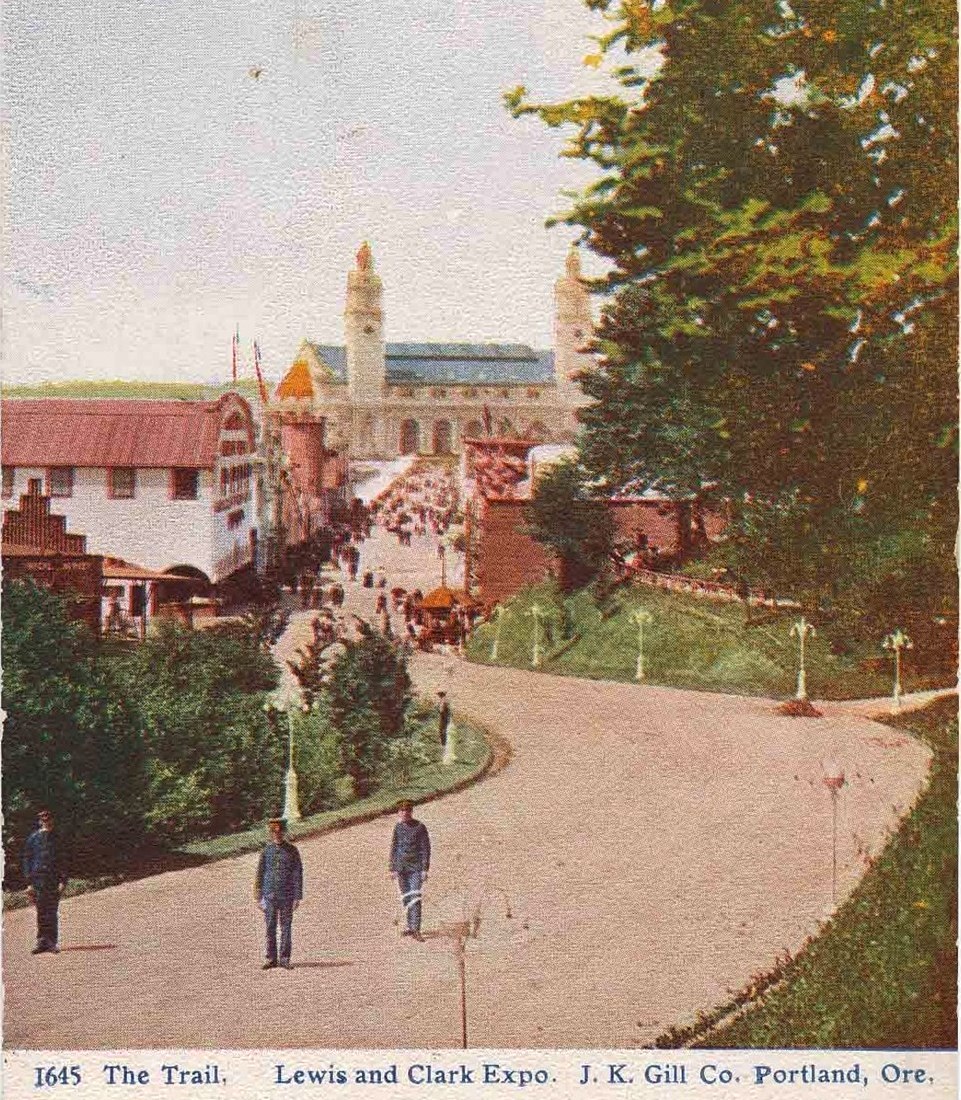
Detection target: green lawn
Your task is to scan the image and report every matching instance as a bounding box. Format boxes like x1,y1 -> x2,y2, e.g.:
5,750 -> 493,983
2,378 -> 264,401
467,582 -> 949,700
658,697 -> 957,1049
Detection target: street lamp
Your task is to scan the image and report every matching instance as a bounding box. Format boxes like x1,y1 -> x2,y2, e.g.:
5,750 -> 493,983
266,678 -> 304,822
789,616 -> 816,701
490,604 -> 506,661
822,759 -> 845,905
630,609 -> 654,681
882,628 -> 913,709
435,887 -> 514,1049
438,542 -> 447,588
526,603 -> 545,668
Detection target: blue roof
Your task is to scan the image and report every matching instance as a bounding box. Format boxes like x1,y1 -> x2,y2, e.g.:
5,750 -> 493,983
307,344 -> 348,381
306,342 -> 554,386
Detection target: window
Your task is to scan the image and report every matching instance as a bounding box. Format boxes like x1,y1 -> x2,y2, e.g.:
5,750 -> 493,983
109,467 -> 136,499
171,468 -> 199,500
1,467 -> 14,499
47,467 -> 74,498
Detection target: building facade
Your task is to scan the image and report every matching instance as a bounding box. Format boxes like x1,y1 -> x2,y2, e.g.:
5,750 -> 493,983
272,243 -> 594,458
1,394 -> 259,586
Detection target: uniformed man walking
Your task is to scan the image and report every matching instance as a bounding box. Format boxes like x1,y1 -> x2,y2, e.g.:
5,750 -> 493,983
389,800 -> 431,941
255,818 -> 304,970
21,808 -> 68,955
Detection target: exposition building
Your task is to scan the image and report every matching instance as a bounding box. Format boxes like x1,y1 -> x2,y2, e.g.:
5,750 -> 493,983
272,242 -> 594,458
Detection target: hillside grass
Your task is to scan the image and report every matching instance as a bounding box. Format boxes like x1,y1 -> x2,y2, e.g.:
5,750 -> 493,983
2,378 -> 264,401
467,581 -> 950,701
671,697 -> 957,1049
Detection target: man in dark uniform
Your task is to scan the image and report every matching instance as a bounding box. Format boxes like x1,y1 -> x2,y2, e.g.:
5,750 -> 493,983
21,808 -> 68,954
437,691 -> 451,747
389,800 -> 431,941
254,818 -> 303,970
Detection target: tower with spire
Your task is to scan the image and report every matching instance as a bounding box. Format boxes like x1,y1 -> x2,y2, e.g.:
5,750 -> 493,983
344,240 -> 386,402
553,246 -> 593,406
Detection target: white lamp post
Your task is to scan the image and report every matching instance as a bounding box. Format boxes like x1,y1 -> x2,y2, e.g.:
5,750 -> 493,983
267,678 -> 303,822
630,609 -> 654,681
490,604 -> 506,661
822,759 -> 845,905
526,604 -> 545,668
882,628 -> 913,709
789,616 -> 816,700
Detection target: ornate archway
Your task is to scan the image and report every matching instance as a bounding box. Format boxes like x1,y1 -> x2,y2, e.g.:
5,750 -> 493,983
432,419 -> 453,455
399,419 -> 420,455
523,421 -> 549,443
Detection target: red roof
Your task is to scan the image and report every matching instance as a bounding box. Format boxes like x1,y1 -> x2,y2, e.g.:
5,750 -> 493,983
1,396 -> 250,469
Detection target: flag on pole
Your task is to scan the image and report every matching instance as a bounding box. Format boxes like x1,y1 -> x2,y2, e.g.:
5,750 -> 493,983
253,340 -> 269,404
232,326 -> 239,382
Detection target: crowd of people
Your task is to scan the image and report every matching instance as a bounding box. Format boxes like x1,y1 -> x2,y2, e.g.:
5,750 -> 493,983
371,467 -> 460,547
275,464 -> 481,653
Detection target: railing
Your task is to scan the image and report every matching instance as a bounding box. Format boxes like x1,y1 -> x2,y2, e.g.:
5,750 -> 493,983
625,565 -> 790,608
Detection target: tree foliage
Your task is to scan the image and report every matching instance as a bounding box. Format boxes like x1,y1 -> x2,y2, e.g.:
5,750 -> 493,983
289,625 -> 413,798
524,459 -> 615,590
508,0 -> 957,616
2,582 -> 148,875
115,620 -> 283,840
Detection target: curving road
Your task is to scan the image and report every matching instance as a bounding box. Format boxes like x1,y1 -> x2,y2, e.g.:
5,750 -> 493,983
2,518 -> 935,1049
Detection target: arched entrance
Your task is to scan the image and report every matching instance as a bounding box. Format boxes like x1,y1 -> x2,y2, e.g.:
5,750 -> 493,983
464,419 -> 484,441
432,419 -> 453,455
524,421 -> 549,443
399,419 -> 420,455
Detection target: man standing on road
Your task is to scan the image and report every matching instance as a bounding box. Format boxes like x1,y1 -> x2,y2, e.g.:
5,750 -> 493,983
389,800 -> 430,942
255,818 -> 303,970
437,691 -> 451,747
22,808 -> 68,955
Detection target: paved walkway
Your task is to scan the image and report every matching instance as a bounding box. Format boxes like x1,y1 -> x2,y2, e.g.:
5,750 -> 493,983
2,501 -> 937,1050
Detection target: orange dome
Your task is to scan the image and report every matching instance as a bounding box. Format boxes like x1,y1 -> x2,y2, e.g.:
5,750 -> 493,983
276,360 -> 314,400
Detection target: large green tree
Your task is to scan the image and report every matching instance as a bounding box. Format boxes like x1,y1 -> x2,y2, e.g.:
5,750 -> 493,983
509,0 -> 957,618
2,582 -> 148,874
289,625 -> 413,798
524,459 -> 615,590
116,620 -> 283,840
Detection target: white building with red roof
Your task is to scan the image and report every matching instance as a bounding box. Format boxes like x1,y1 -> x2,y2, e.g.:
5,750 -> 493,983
1,393 -> 258,585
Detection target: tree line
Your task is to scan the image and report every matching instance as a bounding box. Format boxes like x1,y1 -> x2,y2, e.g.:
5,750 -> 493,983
509,0 -> 957,626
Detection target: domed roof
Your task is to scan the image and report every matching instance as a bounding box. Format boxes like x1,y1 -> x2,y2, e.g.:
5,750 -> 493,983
420,585 -> 476,610
276,360 -> 315,400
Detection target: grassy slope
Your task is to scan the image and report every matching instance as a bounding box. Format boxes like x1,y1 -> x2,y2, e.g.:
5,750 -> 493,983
467,582 -> 947,700
2,379 -> 263,400
668,697 -> 957,1049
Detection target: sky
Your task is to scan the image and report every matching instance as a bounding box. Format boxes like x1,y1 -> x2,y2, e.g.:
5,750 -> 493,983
3,0 -> 621,385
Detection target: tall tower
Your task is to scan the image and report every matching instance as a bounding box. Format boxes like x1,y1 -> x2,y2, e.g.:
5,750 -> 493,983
344,241 -> 386,402
553,246 -> 594,407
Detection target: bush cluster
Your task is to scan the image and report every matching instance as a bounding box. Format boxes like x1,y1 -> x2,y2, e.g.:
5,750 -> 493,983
2,582 -> 417,882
